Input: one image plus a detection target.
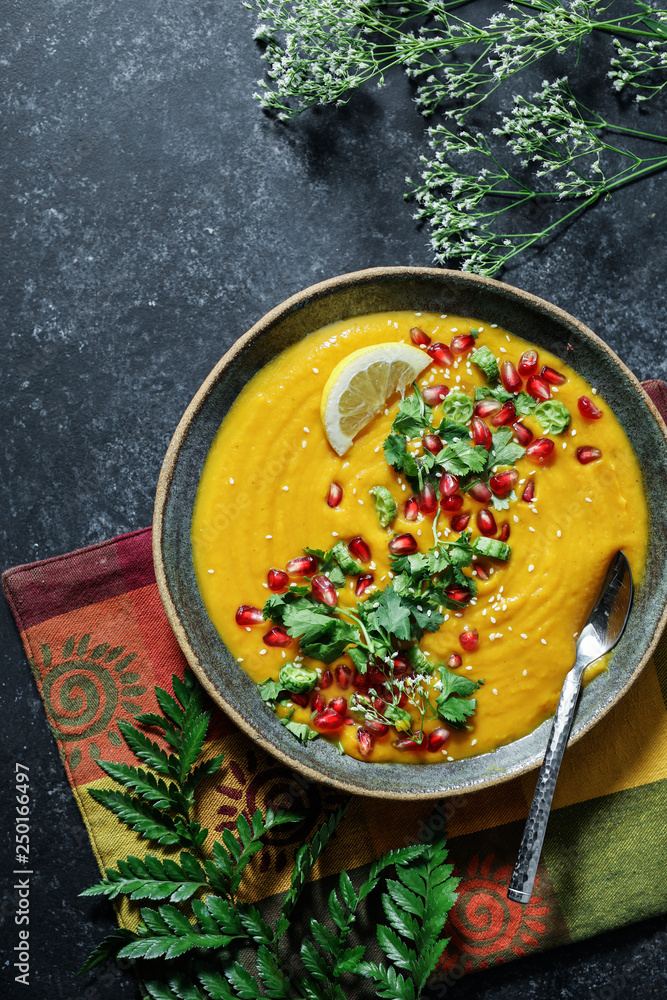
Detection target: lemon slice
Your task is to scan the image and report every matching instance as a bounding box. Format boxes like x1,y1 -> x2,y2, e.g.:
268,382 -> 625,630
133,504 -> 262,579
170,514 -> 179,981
320,343 -> 431,456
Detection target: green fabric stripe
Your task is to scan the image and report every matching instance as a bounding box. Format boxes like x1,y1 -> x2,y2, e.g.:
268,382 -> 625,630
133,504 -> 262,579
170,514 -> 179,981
651,631 -> 667,710
542,778 -> 667,940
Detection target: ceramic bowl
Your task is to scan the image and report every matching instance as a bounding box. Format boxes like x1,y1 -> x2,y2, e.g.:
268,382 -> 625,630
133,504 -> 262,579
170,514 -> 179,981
153,266 -> 667,799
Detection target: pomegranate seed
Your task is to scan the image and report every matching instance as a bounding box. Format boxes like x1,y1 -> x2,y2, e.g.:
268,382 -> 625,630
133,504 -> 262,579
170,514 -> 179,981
263,627 -> 292,648
352,668 -> 369,690
335,664 -> 352,689
459,629 -> 479,651
521,479 -> 535,502
526,374 -> 551,401
440,494 -> 463,512
312,693 -> 326,714
468,481 -> 492,503
311,575 -> 337,607
348,536 -> 371,562
286,555 -> 318,577
419,483 -> 439,515
445,585 -> 471,604
518,350 -> 539,376
235,605 -> 264,627
394,733 -> 425,751
526,437 -> 554,461
422,384 -> 450,405
448,653 -> 462,669
329,696 -> 347,716
368,667 -> 386,688
344,718 -> 355,726
365,718 -> 389,737
450,333 -> 476,354
491,401 -> 517,426
404,496 -> 419,521
541,365 -> 567,386
396,691 -> 409,708
577,446 -> 602,464
373,697 -> 386,714
474,399 -> 502,418
489,469 -> 519,496
427,727 -> 450,752
388,533 -> 418,555
410,326 -> 431,348
439,472 -> 460,497
290,692 -> 309,708
320,670 -> 333,690
427,342 -> 454,366
392,652 -> 409,673
499,522 -> 511,542
471,416 -> 493,449
267,568 -> 289,592
423,433 -> 443,456
355,573 -> 375,597
477,509 -> 497,536
475,563 -> 490,581
501,360 -> 522,393
450,513 -> 470,532
578,395 -> 603,419
313,709 -> 345,732
327,482 -> 343,508
356,728 -> 375,757
512,420 -> 533,446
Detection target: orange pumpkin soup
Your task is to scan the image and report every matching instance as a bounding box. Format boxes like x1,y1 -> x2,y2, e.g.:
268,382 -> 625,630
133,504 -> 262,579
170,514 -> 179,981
191,311 -> 647,764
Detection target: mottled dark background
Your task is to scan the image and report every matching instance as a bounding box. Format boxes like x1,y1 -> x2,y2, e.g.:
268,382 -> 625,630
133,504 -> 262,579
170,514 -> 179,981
2,1 -> 666,998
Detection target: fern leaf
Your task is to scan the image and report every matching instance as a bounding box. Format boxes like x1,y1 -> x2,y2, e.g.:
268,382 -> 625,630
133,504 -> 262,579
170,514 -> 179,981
117,720 -> 179,777
133,711 -> 182,747
78,929 -> 136,973
300,939 -> 330,981
356,962 -> 415,1000
226,962 -> 262,999
197,965 -> 236,999
178,713 -> 210,785
279,805 -> 347,925
256,944 -> 292,999
237,903 -> 273,945
376,924 -> 419,974
155,685 -> 186,729
94,760 -> 189,815
87,789 -> 186,846
385,878 -> 425,919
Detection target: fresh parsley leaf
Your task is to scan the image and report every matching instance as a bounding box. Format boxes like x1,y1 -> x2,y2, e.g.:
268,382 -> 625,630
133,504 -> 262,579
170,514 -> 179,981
435,666 -> 484,727
257,678 -> 282,705
280,718 -> 318,742
370,588 -> 412,642
514,391 -> 537,415
383,704 -> 413,731
434,416 -> 470,443
487,427 -> 525,469
392,387 -> 432,437
282,604 -> 360,662
383,432 -> 407,471
439,438 -> 488,476
303,545 -> 346,588
474,385 -> 513,403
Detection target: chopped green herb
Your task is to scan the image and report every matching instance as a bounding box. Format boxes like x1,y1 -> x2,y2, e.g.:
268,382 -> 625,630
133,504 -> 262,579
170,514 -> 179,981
369,485 -> 398,527
472,536 -> 511,561
440,390 -> 474,424
435,665 -> 484,727
474,385 -> 513,403
383,431 -> 407,471
487,426 -> 525,470
257,678 -> 282,704
303,545 -> 346,588
280,717 -> 319,742
534,399 -> 571,434
439,437 -> 489,476
278,664 -> 319,693
514,391 -> 537,415
470,345 -> 499,382
392,385 -> 432,437
331,540 -> 364,575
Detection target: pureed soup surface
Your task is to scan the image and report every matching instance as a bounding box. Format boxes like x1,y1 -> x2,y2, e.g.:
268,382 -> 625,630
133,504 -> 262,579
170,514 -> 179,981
192,311 -> 648,764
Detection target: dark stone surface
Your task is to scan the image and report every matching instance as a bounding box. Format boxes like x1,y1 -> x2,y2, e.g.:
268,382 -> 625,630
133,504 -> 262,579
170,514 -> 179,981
1,1 -> 666,998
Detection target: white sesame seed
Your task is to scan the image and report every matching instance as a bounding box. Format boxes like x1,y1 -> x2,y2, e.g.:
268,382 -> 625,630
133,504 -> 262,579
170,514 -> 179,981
237,657 -> 244,662
302,441 -> 307,448
342,462 -> 350,469
521,633 -> 528,639
489,634 -> 495,641
466,665 -> 472,671
259,649 -> 266,655
266,534 -> 272,539
282,650 -> 286,658
262,582 -> 268,589
229,477 -> 234,485
585,497 -> 592,503
358,499 -> 364,505
562,442 -> 567,450
451,327 -> 458,332
557,530 -> 562,537
208,569 -> 214,574
417,529 -> 422,536
384,408 -> 389,415
529,526 -> 536,532
471,738 -> 477,745
500,347 -> 507,353
303,426 -> 310,433
541,638 -> 547,645
571,428 -> 577,437
493,688 -> 498,695
332,531 -> 338,537
528,564 -> 534,572
374,446 -> 380,453
415,312 -> 422,316
282,485 -> 289,491
491,323 -> 498,328
490,616 -> 496,624
592,387 -> 597,395
312,367 -> 319,374
513,515 -> 519,523
523,669 -> 527,677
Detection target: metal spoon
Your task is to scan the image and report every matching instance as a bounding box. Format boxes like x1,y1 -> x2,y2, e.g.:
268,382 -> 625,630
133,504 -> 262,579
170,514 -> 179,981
507,550 -> 633,904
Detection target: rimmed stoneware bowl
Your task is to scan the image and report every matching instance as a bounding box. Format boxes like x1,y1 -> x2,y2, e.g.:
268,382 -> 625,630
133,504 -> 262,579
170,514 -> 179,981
154,266 -> 667,799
